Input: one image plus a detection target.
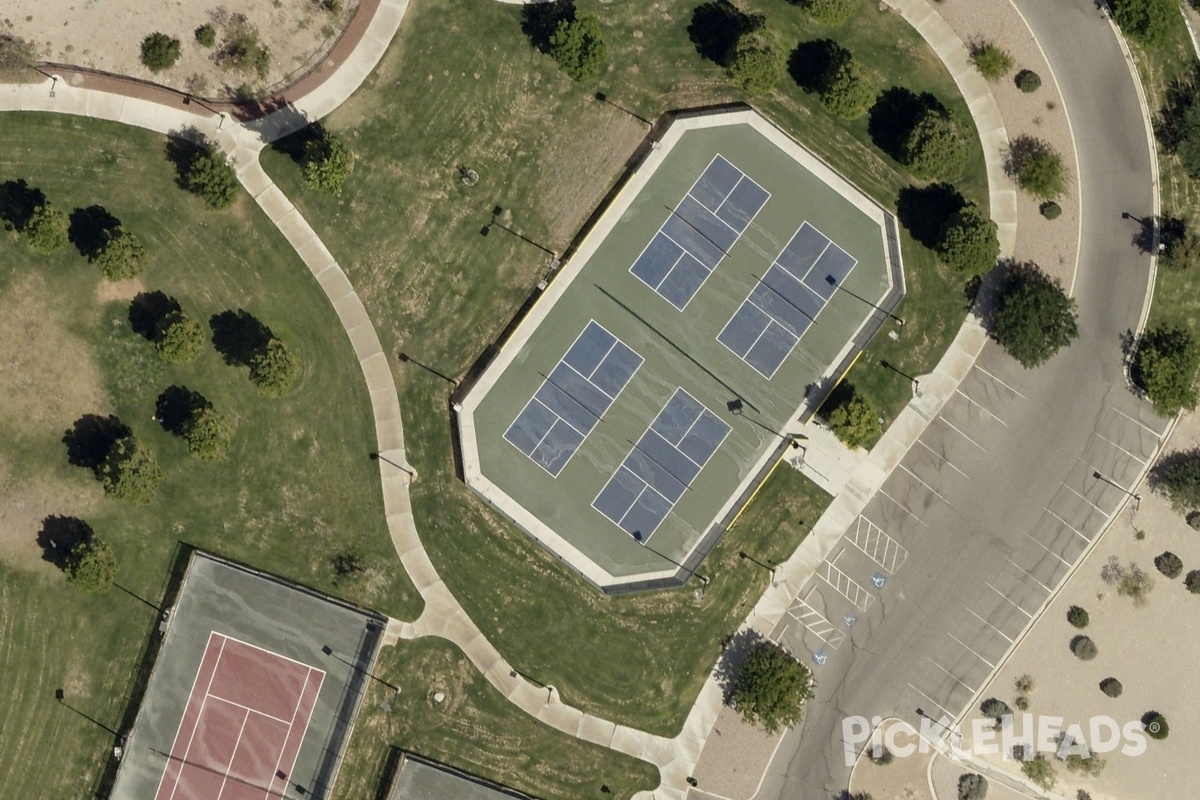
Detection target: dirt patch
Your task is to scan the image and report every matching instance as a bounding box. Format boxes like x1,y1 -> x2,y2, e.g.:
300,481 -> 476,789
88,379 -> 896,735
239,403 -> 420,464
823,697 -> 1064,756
94,276 -> 145,304
691,705 -> 783,799
0,461 -> 100,572
849,719 -> 934,800
10,0 -> 359,100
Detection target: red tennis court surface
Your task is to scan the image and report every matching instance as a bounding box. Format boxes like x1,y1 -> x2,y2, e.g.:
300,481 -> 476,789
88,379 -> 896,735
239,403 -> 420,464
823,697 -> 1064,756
155,632 -> 325,800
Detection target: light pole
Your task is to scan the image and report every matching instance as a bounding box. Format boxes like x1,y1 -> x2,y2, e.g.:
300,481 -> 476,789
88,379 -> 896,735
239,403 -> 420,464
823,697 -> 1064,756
825,275 -> 904,326
1093,470 -> 1141,510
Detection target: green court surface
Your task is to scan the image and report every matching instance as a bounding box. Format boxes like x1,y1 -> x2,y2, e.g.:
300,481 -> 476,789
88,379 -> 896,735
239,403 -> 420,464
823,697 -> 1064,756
460,113 -> 896,587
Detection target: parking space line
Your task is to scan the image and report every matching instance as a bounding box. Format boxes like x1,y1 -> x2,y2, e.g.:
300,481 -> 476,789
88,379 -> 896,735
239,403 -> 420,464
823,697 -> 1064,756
907,683 -> 952,719
947,632 -> 996,669
878,490 -> 929,528
967,608 -> 1014,643
785,597 -> 847,649
820,561 -> 874,612
1022,531 -> 1071,567
1062,482 -> 1105,514
1111,406 -> 1165,438
953,389 -> 1009,427
917,439 -> 970,479
935,416 -> 990,449
1043,507 -> 1091,543
1006,558 -> 1052,594
987,583 -> 1033,618
973,365 -> 1027,399
1093,432 -> 1148,466
848,516 -> 909,573
898,464 -> 949,504
926,658 -> 978,693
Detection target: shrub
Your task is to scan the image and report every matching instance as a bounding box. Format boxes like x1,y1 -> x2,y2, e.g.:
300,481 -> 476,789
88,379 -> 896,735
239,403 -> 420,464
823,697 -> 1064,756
1066,605 -> 1089,628
183,142 -> 239,210
1101,556 -> 1154,605
979,697 -> 1011,722
825,387 -> 880,449
195,24 -> 217,48
1186,570 -> 1200,593
900,109 -> 969,181
549,14 -> 607,82
730,639 -> 814,733
1007,136 -> 1067,200
1070,635 -> 1098,660
800,0 -> 859,26
1132,324 -> 1200,416
1161,226 -> 1200,271
94,226 -> 146,281
1021,754 -> 1056,790
0,33 -> 40,82
991,260 -> 1079,368
728,32 -> 784,97
218,15 -> 272,79
140,32 -> 182,73
1112,0 -> 1175,46
1189,509 -> 1200,529
99,436 -> 160,504
250,338 -> 301,396
183,406 -> 235,461
970,42 -> 1013,82
957,772 -> 988,800
1142,711 -> 1169,740
1153,451 -> 1200,511
936,203 -> 999,274
156,311 -> 206,363
301,130 -> 354,196
1039,201 -> 1061,220
819,54 -> 875,119
24,203 -> 70,253
1100,677 -> 1123,698
1154,551 -> 1183,578
1013,695 -> 1029,711
869,747 -> 894,766
65,536 -> 118,593
1014,674 -> 1034,694
1015,69 -> 1042,93
1064,753 -> 1105,777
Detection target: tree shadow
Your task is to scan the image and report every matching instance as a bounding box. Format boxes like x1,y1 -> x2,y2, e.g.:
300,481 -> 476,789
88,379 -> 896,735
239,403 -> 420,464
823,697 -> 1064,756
687,1 -> 765,67
165,126 -> 208,190
155,386 -> 210,436
712,628 -> 768,704
129,291 -> 182,341
1154,62 -> 1200,154
1003,133 -> 1051,178
895,182 -> 965,249
36,515 -> 94,570
62,414 -> 131,476
1146,447 -> 1199,494
0,178 -> 46,232
867,87 -> 944,162
788,39 -> 844,93
1131,213 -> 1185,255
521,0 -> 575,54
269,121 -> 325,165
68,205 -> 121,259
209,309 -> 274,367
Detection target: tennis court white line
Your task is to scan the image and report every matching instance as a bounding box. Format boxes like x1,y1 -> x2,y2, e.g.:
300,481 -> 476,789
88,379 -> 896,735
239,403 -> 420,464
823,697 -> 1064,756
584,336 -> 621,383
1043,506 -> 1091,543
168,634 -> 229,800
561,360 -> 616,402
267,667 -> 323,799
214,707 -> 251,800
946,632 -> 996,669
207,694 -> 296,728
653,227 -> 724,312
156,632 -> 222,800
916,439 -> 970,479
935,416 -> 988,451
687,189 -> 742,239
967,608 -> 1015,643
973,365 -> 1027,399
953,388 -> 1008,426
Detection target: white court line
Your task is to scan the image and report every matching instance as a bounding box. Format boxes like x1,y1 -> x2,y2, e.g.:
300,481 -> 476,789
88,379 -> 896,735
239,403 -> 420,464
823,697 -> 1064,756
916,439 -> 970,479
973,364 -> 1027,399
947,633 -> 997,669
1093,431 -> 1148,466
214,707 -> 251,799
878,489 -> 929,527
987,583 -> 1033,618
967,608 -> 1014,643
1111,405 -> 1165,437
898,464 -> 948,503
1022,531 -> 1071,567
266,667 -> 325,800
168,634 -> 229,800
908,683 -> 953,719
926,657 -> 978,693
953,388 -> 1009,426
207,694 -> 295,728
1006,558 -> 1053,594
1043,506 -> 1091,543
936,416 -> 990,450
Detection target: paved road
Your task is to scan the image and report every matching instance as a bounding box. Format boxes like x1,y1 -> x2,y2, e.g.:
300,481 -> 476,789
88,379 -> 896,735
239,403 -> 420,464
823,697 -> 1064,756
753,3 -> 1168,798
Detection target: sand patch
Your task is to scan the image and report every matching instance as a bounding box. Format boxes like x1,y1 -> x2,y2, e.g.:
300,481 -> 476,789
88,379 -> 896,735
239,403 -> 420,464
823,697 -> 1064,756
95,276 -> 145,304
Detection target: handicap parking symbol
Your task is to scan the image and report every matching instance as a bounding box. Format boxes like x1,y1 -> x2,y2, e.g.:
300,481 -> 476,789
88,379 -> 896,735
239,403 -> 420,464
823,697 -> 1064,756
871,571 -> 887,589
813,648 -> 827,666
843,611 -> 857,628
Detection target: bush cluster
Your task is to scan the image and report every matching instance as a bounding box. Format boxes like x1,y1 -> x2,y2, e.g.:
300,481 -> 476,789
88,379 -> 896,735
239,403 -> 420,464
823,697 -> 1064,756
1070,635 -> 1097,661
1100,677 -> 1123,698
1015,69 -> 1042,93
971,42 -> 1013,82
1066,605 -> 1089,628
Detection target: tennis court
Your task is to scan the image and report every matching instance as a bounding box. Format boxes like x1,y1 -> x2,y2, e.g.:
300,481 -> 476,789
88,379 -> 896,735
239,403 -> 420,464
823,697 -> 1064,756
457,110 -> 902,590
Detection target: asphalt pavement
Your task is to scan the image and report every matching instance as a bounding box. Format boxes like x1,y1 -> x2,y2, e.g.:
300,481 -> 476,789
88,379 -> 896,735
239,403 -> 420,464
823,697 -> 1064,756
752,2 -> 1169,798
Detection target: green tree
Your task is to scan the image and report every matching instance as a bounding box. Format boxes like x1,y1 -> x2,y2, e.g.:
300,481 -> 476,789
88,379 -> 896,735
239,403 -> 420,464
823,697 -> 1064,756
195,23 -> 217,47
1153,450 -> 1200,510
900,109 -> 968,181
957,773 -> 988,800
302,130 -> 354,196
1070,635 -> 1098,660
1101,556 -> 1154,605
1100,677 -> 1123,698
1064,753 -> 1105,776
99,436 -> 161,504
1154,551 -> 1183,578
155,310 -> 206,363
935,203 -> 999,274
1067,605 -> 1089,628
1007,136 -> 1067,200
184,142 -> 239,210
799,0 -> 859,26
140,32 -> 182,72
1020,754 -> 1056,790
549,14 -> 607,82
825,388 -> 880,449
1161,227 -> 1200,271
1112,0 -> 1175,45
979,697 -> 1011,723
991,261 -> 1078,368
1015,69 -> 1042,93
24,203 -> 69,253
65,537 -> 118,593
250,338 -> 301,396
728,32 -> 784,97
94,226 -> 146,281
1142,711 -> 1169,740
970,42 -> 1013,82
1132,324 -> 1200,416
730,640 -> 814,733
183,405 -> 235,461
819,55 -> 874,119
1186,570 -> 1200,593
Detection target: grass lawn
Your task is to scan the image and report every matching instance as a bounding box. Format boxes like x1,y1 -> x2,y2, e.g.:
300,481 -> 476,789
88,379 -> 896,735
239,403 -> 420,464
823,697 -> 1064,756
259,0 -> 984,734
332,637 -> 661,800
0,112 -> 421,797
